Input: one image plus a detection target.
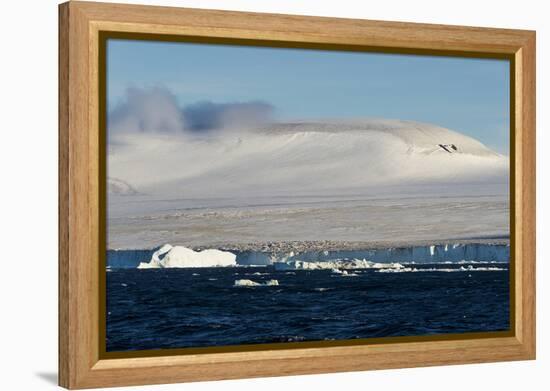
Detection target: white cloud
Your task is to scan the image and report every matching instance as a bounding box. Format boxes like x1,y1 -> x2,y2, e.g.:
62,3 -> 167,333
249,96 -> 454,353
108,87 -> 274,139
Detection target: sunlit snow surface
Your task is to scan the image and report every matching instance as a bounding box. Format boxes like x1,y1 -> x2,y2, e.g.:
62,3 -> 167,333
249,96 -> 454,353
107,119 -> 508,249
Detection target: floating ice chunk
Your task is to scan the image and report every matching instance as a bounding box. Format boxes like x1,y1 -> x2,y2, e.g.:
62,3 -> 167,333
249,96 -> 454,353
274,259 -> 405,271
459,265 -> 507,271
234,279 -> 279,287
234,279 -> 259,287
377,266 -> 507,273
137,244 -> 236,268
341,270 -> 359,277
330,269 -> 358,276
378,267 -> 416,273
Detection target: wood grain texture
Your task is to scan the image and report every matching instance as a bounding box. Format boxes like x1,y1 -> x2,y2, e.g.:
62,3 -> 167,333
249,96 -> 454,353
517,34 -> 536,354
58,1 -> 536,388
58,3 -> 70,387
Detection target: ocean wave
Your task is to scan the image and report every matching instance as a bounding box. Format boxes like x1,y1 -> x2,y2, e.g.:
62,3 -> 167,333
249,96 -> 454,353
313,287 -> 332,292
331,268 -> 359,276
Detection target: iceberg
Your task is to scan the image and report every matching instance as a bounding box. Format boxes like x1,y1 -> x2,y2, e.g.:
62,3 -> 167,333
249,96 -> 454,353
137,244 -> 237,268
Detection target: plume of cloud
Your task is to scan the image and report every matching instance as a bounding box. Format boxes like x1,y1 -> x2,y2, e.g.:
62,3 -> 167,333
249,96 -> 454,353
109,87 -> 185,135
182,100 -> 274,132
108,87 -> 274,138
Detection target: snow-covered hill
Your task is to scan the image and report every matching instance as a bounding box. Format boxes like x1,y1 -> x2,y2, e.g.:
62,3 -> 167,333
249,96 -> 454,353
108,119 -> 508,199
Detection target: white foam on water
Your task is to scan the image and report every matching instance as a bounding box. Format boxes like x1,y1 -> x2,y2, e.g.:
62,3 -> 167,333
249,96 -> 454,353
341,271 -> 359,277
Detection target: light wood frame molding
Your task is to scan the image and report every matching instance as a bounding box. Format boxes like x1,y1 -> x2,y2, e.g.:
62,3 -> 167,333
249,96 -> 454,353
59,1 -> 536,389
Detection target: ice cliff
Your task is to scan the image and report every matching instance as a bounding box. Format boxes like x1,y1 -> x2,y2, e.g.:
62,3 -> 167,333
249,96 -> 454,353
107,242 -> 509,269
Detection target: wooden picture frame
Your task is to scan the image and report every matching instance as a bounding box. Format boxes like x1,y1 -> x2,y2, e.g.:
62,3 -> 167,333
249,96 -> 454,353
59,1 -> 536,389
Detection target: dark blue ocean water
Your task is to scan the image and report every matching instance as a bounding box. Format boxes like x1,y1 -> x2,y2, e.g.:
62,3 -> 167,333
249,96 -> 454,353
106,264 -> 509,352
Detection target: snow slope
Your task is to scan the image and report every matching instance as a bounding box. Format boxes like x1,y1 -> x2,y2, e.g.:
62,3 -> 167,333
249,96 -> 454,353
107,119 -> 508,199
107,119 -> 509,249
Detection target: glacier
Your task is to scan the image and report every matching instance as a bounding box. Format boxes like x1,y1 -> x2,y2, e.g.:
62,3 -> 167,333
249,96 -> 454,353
264,242 -> 510,265
106,119 -> 510,250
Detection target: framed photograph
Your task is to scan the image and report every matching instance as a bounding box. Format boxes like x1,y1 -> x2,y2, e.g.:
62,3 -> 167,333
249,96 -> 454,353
59,1 -> 536,389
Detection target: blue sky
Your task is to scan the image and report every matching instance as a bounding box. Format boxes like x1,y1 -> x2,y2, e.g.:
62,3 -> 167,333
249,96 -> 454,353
107,39 -> 510,154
